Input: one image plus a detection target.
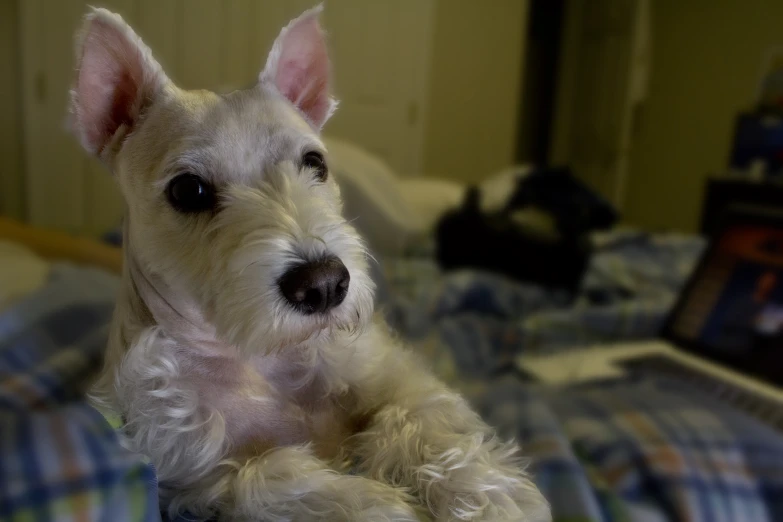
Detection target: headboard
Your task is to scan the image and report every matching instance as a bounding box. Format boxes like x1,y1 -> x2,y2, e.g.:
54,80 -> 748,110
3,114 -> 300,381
0,217 -> 121,274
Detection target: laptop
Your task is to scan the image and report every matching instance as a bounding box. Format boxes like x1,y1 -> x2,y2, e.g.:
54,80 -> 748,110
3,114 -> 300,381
516,205 -> 783,429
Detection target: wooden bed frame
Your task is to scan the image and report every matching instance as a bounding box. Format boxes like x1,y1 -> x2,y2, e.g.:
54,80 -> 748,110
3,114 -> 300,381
0,217 -> 122,274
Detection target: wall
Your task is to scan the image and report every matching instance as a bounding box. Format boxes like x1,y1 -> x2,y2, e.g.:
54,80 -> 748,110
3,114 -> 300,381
15,0 -> 438,234
625,0 -> 783,232
423,0 -> 529,184
0,0 -> 23,220
3,0 -> 529,230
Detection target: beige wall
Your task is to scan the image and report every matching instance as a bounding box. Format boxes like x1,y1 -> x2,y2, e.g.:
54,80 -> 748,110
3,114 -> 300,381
423,0 -> 528,184
0,0 -> 23,220
2,0 -> 529,228
625,0 -> 783,232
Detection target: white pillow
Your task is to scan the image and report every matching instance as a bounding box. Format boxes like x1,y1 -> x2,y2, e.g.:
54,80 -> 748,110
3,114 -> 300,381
0,240 -> 50,312
478,165 -> 533,212
324,137 -> 427,255
324,137 -> 533,254
397,178 -> 465,231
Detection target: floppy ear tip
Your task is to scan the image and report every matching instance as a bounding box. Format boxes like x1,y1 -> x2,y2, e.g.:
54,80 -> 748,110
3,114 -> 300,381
70,7 -> 168,156
82,6 -> 130,30
295,4 -> 328,42
75,8 -> 155,70
298,3 -> 325,23
76,7 -> 124,52
70,8 -> 123,152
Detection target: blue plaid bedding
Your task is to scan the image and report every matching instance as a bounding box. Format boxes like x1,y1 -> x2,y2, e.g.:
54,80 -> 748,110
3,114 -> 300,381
474,376 -> 783,522
383,231 -> 706,383
0,264 -> 159,521
2,232 -> 783,522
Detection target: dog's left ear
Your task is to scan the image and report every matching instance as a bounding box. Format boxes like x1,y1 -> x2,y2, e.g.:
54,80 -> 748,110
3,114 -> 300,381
260,5 -> 337,129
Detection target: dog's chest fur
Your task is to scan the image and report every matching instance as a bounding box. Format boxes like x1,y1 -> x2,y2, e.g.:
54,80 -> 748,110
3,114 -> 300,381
179,349 -> 362,461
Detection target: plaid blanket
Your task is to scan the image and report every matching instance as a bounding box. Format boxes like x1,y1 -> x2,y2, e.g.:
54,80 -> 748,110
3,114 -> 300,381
473,375 -> 783,522
3,234 -> 782,522
383,231 -> 706,383
0,264 -> 160,522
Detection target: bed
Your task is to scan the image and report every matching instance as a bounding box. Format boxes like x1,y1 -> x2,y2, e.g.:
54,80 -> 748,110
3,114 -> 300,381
0,218 -> 159,521
380,232 -> 783,522
2,216 -> 782,522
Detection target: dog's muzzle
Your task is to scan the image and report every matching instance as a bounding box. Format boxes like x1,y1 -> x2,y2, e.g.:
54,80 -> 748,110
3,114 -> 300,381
278,256 -> 350,314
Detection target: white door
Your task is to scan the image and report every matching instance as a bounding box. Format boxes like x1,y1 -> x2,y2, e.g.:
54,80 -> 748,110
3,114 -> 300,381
550,0 -> 650,211
18,0 -> 434,235
323,0 -> 434,176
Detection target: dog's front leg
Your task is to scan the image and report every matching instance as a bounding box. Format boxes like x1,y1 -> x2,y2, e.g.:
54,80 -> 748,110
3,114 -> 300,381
350,340 -> 549,521
175,445 -> 419,522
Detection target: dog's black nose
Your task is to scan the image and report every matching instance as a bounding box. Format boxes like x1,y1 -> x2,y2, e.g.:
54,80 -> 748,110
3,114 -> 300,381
279,257 -> 350,314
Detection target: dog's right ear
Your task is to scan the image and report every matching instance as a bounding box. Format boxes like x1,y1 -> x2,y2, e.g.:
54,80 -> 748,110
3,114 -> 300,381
70,8 -> 168,158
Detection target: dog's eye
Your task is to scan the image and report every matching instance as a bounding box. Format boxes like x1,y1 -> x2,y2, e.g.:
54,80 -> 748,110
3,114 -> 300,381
166,174 -> 216,213
302,151 -> 327,181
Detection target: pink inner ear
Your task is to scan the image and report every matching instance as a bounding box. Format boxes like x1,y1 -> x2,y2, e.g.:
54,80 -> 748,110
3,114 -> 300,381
75,18 -> 146,154
273,14 -> 332,127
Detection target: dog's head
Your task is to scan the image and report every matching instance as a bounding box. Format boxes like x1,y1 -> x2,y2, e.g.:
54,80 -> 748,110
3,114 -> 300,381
70,6 -> 374,353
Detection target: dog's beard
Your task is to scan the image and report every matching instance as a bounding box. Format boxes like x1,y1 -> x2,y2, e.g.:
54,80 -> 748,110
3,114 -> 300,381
202,168 -> 375,355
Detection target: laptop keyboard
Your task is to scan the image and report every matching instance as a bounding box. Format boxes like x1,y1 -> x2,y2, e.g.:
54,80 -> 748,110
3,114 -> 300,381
619,355 -> 783,432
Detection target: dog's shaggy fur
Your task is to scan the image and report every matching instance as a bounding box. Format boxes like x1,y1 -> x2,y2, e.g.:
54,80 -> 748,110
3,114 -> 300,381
70,6 -> 551,521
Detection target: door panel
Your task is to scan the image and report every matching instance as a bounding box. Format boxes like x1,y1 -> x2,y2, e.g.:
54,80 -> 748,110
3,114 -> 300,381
550,0 -> 649,210
20,0 -> 88,233
324,0 -> 434,174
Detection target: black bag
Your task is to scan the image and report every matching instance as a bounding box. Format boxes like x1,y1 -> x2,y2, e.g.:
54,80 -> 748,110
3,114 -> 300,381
435,167 -> 618,295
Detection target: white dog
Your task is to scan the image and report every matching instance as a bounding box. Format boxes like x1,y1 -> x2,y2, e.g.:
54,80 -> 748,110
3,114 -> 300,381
71,6 -> 550,521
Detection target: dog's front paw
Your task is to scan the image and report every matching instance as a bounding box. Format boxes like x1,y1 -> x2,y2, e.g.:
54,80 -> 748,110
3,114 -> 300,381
422,439 -> 550,522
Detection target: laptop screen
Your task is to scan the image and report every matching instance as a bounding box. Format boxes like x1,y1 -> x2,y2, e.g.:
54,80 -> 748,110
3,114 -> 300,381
666,214 -> 783,386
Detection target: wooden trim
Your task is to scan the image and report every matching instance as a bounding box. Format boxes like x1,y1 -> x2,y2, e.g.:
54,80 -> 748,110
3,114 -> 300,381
0,0 -> 24,220
0,217 -> 122,274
